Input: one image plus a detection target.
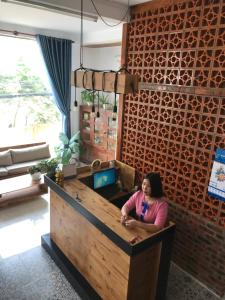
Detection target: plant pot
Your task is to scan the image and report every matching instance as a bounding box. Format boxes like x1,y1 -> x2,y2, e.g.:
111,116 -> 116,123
47,171 -> 56,181
31,172 -> 41,181
103,103 -> 111,110
62,163 -> 77,178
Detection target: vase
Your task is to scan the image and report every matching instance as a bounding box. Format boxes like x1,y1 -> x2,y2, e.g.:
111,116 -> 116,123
31,172 -> 41,181
62,163 -> 77,178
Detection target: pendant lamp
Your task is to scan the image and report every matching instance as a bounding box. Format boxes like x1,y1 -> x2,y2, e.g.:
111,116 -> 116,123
72,0 -> 138,119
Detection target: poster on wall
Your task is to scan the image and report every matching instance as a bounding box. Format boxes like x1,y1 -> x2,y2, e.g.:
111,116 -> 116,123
208,149 -> 225,202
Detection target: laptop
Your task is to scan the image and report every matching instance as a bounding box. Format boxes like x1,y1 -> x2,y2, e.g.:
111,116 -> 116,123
93,168 -> 120,199
79,168 -> 119,199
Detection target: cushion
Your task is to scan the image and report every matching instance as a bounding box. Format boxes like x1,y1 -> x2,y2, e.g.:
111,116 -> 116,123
0,150 -> 13,166
0,167 -> 8,177
11,144 -> 50,164
6,159 -> 46,175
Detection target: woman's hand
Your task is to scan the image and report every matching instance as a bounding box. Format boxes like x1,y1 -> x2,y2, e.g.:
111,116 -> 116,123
124,219 -> 138,228
120,214 -> 128,225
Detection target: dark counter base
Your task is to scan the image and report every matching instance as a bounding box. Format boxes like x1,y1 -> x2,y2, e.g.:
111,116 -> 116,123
41,234 -> 101,300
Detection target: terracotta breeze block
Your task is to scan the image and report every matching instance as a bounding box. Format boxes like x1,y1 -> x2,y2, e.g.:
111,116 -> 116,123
120,0 -> 225,296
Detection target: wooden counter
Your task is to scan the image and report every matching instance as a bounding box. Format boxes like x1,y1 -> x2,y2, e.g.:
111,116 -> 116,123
42,174 -> 175,300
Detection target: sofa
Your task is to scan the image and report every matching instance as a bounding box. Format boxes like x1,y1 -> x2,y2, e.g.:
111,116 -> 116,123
0,142 -> 51,179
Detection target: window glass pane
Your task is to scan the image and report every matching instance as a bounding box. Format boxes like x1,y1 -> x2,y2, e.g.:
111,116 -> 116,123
0,36 -> 62,149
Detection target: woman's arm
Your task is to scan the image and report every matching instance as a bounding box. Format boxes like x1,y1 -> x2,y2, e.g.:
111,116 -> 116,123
120,204 -> 130,224
124,219 -> 162,233
120,192 -> 139,224
124,201 -> 168,233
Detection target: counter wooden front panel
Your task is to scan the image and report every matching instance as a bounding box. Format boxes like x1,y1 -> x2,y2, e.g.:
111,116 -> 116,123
44,171 -> 175,300
128,245 -> 161,300
50,190 -> 160,300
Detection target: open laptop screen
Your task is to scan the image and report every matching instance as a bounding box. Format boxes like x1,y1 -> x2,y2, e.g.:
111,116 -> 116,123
93,168 -> 116,190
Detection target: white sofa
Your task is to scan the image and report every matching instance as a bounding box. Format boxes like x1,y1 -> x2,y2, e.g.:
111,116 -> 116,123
0,143 -> 50,179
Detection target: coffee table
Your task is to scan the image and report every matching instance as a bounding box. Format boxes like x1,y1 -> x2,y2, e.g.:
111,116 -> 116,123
0,174 -> 48,208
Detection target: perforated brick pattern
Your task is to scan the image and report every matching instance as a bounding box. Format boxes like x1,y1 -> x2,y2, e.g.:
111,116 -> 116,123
121,0 -> 225,227
128,0 -> 225,89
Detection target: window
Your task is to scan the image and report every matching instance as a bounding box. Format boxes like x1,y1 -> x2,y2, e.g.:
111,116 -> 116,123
0,36 -> 62,148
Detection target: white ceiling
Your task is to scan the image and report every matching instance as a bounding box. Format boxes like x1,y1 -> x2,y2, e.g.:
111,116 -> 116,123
0,0 -> 150,41
105,0 -> 149,4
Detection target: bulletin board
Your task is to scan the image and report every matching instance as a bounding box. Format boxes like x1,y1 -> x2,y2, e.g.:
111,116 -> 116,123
208,149 -> 225,202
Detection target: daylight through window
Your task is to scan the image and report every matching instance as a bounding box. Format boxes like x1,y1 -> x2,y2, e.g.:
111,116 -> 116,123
0,36 -> 62,148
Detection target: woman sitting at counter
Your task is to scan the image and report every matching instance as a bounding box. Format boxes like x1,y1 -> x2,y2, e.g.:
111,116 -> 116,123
121,172 -> 168,233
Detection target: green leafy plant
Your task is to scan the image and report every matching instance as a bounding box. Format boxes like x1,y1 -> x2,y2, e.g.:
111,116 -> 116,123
54,131 -> 81,165
81,90 -> 95,105
28,165 -> 42,175
99,92 -> 109,105
37,158 -> 59,180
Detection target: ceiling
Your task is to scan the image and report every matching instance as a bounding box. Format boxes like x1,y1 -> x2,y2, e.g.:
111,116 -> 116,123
105,0 -> 149,4
0,0 -> 150,41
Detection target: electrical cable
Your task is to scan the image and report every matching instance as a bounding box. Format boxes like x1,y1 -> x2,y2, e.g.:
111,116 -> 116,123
80,0 -> 83,67
90,0 -> 130,27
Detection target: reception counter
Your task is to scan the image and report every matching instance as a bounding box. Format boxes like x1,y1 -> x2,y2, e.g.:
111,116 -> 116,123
42,165 -> 175,300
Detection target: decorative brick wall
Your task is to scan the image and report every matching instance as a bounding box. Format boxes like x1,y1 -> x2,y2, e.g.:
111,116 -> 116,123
169,202 -> 225,295
119,0 -> 225,296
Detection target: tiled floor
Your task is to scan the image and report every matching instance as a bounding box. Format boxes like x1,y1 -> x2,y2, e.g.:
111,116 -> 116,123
0,194 -> 223,300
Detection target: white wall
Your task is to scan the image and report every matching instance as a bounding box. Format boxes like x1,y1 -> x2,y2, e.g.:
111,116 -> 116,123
83,27 -> 123,45
83,46 -> 121,70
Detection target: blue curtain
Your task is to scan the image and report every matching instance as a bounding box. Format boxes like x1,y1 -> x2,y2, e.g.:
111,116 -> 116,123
36,35 -> 72,138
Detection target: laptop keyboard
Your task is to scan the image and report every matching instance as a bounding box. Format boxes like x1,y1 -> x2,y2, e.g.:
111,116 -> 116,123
95,184 -> 120,199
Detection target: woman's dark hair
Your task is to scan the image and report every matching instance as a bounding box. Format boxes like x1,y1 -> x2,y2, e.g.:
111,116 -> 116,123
144,172 -> 163,198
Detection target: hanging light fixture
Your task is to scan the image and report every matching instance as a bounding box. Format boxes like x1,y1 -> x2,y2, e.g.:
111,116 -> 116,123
112,104 -> 117,121
72,0 -> 137,120
74,67 -> 138,94
96,91 -> 100,118
72,0 -> 138,94
73,71 -> 78,112
91,65 -> 96,118
91,90 -> 96,118
73,99 -> 78,112
112,72 -> 118,121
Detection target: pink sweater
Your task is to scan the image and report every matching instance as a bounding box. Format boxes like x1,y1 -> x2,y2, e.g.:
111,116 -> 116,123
124,191 -> 168,228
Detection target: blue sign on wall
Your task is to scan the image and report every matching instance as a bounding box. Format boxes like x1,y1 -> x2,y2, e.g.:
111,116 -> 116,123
208,149 -> 225,202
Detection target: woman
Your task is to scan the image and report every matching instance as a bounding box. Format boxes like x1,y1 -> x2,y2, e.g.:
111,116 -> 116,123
121,173 -> 168,233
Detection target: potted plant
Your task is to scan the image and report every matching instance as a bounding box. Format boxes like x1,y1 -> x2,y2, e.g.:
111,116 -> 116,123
99,92 -> 111,110
54,131 -> 81,177
28,165 -> 42,181
37,158 -> 59,180
81,90 -> 95,106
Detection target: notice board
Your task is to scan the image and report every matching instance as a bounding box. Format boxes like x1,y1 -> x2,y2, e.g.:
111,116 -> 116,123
208,149 -> 225,202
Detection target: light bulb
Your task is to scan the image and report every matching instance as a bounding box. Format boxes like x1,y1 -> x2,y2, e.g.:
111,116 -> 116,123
112,105 -> 117,121
91,105 -> 95,118
73,100 -> 78,112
